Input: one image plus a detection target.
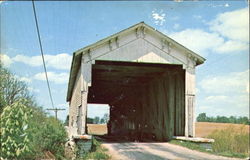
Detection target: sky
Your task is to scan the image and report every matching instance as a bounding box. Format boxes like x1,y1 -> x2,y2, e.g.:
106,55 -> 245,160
0,1 -> 249,121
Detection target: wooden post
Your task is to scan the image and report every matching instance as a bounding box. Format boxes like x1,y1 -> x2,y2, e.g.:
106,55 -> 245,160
47,108 -> 65,120
185,64 -> 196,137
80,53 -> 92,135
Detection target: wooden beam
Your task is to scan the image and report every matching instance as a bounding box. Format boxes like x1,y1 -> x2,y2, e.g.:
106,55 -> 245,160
93,64 -> 172,73
95,60 -> 183,69
93,70 -> 164,78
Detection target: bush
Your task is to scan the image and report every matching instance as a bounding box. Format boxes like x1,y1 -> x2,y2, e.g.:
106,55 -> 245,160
31,116 -> 67,159
0,100 -> 33,159
208,125 -> 249,158
0,99 -> 67,159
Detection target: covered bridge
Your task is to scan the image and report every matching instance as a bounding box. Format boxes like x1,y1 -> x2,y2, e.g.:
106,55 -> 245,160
66,22 -> 205,141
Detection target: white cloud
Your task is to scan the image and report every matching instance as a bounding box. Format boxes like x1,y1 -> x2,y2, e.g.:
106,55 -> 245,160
34,72 -> 69,84
13,55 -> 41,66
0,54 -> 13,67
214,40 -> 249,53
19,76 -> 32,83
209,8 -> 249,42
151,10 -> 166,26
200,70 -> 249,94
224,3 -> 230,7
169,29 -> 248,56
13,53 -> 72,70
169,29 -> 224,56
168,8 -> 249,55
197,69 -> 249,117
198,94 -> 249,117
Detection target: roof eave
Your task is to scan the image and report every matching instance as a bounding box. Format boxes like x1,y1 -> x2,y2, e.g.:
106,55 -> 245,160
66,22 -> 206,102
66,52 -> 82,102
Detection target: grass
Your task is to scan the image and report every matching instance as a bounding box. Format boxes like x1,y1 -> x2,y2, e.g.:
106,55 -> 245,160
77,138 -> 110,160
170,140 -> 211,153
208,125 -> 249,158
170,125 -> 249,159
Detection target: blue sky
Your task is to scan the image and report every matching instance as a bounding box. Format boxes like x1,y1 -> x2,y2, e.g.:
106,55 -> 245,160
1,1 -> 249,121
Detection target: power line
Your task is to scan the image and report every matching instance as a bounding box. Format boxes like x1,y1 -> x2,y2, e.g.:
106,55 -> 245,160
32,0 -> 55,109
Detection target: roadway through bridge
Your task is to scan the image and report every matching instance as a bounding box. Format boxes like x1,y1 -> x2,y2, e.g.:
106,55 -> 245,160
101,142 -> 239,160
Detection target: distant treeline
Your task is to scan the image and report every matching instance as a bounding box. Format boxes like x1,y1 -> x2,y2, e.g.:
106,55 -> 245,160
197,113 -> 249,125
87,113 -> 109,124
65,114 -> 109,125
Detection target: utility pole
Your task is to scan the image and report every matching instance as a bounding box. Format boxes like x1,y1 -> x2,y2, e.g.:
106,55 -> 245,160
47,108 -> 65,120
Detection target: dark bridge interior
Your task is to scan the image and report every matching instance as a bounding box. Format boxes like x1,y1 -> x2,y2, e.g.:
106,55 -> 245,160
88,60 -> 185,141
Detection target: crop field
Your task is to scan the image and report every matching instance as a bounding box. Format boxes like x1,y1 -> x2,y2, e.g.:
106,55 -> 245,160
87,124 -> 108,135
87,122 -> 249,138
195,122 -> 249,137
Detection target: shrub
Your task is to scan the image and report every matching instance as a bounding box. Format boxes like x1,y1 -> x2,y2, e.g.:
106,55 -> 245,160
0,100 -> 33,159
26,107 -> 67,159
32,116 -> 67,159
208,125 -> 249,158
0,99 -> 67,159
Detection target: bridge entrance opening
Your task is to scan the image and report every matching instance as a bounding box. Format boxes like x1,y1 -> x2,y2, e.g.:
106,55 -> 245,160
88,60 -> 185,141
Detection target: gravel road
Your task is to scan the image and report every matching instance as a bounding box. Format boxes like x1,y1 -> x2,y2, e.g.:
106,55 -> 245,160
102,142 -> 242,160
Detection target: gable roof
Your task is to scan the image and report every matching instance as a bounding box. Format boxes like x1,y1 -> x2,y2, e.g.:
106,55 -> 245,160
66,22 -> 205,101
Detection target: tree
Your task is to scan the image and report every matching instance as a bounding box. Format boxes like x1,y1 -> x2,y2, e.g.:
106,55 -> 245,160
229,116 -> 237,123
103,113 -> 109,123
216,116 -> 229,123
93,116 -> 100,124
0,64 -> 32,113
197,112 -> 250,125
197,113 -> 207,122
237,116 -> 249,125
87,117 -> 94,124
100,118 -> 105,124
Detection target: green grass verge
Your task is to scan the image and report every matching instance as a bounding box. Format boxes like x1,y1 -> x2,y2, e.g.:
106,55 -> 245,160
78,138 -> 110,160
170,140 -> 248,159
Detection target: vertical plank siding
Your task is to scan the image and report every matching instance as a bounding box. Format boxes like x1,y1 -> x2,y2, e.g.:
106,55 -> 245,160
109,68 -> 185,141
69,68 -> 82,136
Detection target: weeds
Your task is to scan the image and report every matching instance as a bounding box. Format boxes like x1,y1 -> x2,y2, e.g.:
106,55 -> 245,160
208,125 -> 249,158
78,138 -> 110,160
171,125 -> 250,158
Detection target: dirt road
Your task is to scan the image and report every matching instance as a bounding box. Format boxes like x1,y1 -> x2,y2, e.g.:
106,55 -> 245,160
102,142 -> 241,160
